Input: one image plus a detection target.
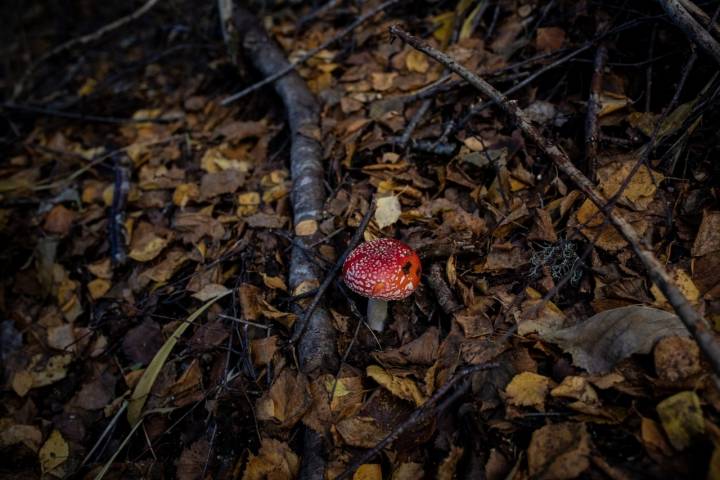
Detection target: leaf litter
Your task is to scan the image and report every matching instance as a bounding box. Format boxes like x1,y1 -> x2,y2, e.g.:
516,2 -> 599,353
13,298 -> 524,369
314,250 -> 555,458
1,0 -> 720,479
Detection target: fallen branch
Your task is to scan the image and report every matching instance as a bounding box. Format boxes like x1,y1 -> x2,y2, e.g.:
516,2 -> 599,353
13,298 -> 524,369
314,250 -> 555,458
229,6 -> 337,375
227,6 -> 338,479
221,0 -> 400,106
13,0 -> 160,99
390,25 -> 720,381
657,0 -> 720,65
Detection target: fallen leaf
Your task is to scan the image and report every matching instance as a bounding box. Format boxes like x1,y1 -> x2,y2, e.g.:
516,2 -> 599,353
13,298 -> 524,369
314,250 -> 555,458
366,365 -> 427,406
541,306 -> 689,374
87,278 -> 111,299
39,430 -> 69,474
242,438 -> 299,480
200,170 -> 245,199
28,353 -> 73,388
692,211 -> 720,257
527,422 -> 591,479
246,212 -> 288,229
43,205 -> 76,236
437,445 -> 464,480
657,391 -> 705,450
353,464 -> 382,480
122,320 -> 163,365
392,463 -> 425,480
128,222 -> 169,262
261,273 -> 288,291
192,283 -> 230,301
375,195 -> 402,229
536,27 -> 566,52
505,372 -> 554,410
251,336 -> 278,366
550,376 -> 600,405
256,368 -> 312,429
176,438 -> 209,480
0,420 -> 42,451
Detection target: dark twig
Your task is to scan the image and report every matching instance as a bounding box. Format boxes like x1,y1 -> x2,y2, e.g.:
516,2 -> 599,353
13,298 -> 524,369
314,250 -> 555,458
1,102 -> 180,125
390,25 -> 720,382
657,0 -> 720,65
336,363 -> 498,480
585,44 -> 608,182
221,0 -> 401,106
109,155 -> 130,267
289,201 -> 375,345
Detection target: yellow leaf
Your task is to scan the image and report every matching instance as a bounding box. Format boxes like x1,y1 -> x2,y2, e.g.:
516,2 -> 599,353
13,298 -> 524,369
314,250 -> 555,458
432,11 -> 455,45
172,183 -> 199,208
353,464 -> 382,480
88,278 -> 111,299
505,372 -> 553,410
127,290 -> 230,425
651,269 -> 700,306
366,365 -> 426,406
657,391 -> 705,450
405,50 -> 429,73
39,430 -> 68,474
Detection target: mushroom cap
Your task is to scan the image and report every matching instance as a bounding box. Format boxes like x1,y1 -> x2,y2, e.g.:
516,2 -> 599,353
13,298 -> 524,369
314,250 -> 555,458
342,238 -> 421,301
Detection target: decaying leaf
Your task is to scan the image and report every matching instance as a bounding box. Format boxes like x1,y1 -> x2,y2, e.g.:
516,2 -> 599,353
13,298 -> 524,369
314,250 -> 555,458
656,391 -> 705,450
527,422 -> 591,479
39,430 -> 69,474
541,306 -> 689,374
242,438 -> 299,480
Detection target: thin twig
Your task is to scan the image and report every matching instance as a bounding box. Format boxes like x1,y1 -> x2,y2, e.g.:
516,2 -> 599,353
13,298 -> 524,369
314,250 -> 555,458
221,0 -> 401,106
336,363 -> 498,480
109,155 -> 129,266
585,44 -> 608,182
390,25 -> 720,381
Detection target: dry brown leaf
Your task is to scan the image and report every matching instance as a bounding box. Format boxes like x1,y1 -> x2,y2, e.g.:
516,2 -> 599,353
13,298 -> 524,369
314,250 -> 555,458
242,438 -> 299,480
176,438 -> 209,480
536,27 -> 566,52
192,283 -> 230,301
256,368 -> 312,429
550,376 -> 600,405
527,422 -> 591,479
0,420 -> 42,451
692,211 -> 720,257
128,222 -> 169,262
366,365 -> 427,406
251,336 -> 278,366
43,205 -> 76,236
392,463 -> 425,480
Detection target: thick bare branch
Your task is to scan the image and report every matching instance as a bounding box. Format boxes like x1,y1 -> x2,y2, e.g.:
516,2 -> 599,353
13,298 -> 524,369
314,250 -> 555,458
657,0 -> 720,65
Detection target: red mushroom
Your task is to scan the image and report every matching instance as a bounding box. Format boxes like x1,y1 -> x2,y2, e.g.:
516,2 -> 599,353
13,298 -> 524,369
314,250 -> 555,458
342,238 -> 421,331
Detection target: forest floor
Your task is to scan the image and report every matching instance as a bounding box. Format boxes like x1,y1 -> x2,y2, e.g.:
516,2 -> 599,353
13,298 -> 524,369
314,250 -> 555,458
2,0 -> 720,478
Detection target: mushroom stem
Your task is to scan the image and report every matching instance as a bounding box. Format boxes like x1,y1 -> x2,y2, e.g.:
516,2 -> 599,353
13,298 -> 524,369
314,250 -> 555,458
366,298 -> 388,332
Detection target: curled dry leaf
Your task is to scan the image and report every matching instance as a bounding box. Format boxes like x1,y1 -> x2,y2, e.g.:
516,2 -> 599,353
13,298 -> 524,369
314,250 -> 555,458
540,306 -> 689,374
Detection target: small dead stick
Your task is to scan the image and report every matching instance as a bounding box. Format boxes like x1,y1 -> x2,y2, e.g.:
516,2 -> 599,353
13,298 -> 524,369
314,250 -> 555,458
221,0 -> 401,106
657,0 -> 720,66
585,44 -> 608,182
289,201 -> 375,345
13,0 -> 160,99
109,154 -> 130,266
390,26 -> 720,380
336,362 -> 498,480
